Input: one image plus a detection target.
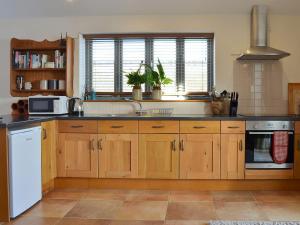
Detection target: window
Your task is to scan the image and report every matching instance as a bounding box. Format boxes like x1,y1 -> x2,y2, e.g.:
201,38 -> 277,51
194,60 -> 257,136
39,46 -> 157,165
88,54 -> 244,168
85,33 -> 214,95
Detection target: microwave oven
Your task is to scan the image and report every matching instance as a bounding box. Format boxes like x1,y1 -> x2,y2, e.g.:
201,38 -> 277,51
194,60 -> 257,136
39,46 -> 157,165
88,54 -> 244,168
28,96 -> 69,115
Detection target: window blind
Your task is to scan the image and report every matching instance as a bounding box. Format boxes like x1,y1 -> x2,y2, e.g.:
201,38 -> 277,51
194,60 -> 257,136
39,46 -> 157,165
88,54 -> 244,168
153,39 -> 177,94
122,39 -> 145,92
85,34 -> 214,95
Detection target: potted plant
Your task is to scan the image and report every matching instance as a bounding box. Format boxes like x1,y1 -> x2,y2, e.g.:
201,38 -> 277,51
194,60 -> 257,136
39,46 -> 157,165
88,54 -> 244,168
145,59 -> 173,100
125,64 -> 146,100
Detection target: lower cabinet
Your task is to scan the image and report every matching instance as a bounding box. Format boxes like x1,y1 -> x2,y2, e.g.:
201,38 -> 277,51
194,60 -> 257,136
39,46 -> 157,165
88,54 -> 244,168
57,133 -> 98,178
180,134 -> 220,179
139,134 -> 179,179
41,121 -> 56,193
99,134 -> 138,178
221,134 -> 245,179
294,134 -> 300,179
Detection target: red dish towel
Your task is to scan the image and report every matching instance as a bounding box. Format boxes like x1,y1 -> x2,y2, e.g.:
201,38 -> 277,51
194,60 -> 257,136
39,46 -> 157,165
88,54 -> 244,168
272,131 -> 289,164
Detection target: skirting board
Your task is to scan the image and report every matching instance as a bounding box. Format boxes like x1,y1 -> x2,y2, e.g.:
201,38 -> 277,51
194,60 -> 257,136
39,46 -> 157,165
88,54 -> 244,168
54,178 -> 300,191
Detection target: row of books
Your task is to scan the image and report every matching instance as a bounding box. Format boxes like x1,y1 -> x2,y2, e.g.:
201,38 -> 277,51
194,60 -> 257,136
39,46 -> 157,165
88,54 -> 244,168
13,50 -> 65,69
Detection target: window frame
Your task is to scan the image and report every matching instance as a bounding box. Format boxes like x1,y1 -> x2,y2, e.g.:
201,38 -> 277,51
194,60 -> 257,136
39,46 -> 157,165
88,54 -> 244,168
84,33 -> 214,96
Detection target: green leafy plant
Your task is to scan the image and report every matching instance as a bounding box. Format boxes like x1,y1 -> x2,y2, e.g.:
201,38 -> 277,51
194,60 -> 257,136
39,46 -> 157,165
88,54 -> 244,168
125,64 -> 146,89
145,59 -> 173,89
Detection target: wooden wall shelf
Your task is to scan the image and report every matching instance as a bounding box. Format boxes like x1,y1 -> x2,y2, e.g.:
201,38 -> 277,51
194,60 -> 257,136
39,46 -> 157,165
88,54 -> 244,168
10,38 -> 74,97
12,68 -> 66,72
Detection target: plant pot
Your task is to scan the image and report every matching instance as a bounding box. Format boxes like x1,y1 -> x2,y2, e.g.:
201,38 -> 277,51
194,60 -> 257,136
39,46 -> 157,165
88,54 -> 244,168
132,87 -> 142,100
152,87 -> 162,100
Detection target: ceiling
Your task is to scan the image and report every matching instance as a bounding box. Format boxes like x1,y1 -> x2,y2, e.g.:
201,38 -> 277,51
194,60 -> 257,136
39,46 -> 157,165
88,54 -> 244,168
2,0 -> 300,18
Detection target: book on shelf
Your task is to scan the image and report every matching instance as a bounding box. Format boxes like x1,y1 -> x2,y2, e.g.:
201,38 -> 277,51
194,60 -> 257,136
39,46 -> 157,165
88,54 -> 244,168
12,50 -> 65,69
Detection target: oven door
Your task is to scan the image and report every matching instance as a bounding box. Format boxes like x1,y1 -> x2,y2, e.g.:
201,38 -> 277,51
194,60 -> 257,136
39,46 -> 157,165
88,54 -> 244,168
29,98 -> 56,114
245,131 -> 294,169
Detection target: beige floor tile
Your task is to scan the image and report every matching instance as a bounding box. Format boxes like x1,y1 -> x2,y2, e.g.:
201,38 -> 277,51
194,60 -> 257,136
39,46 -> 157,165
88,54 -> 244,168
125,190 -> 169,201
55,218 -> 111,225
253,191 -> 300,203
110,221 -> 164,225
164,220 -> 208,225
4,217 -> 59,225
166,202 -> 216,220
169,191 -> 213,202
115,201 -> 168,221
261,202 -> 300,221
24,199 -> 77,218
212,191 -> 255,202
45,190 -> 87,200
214,201 -> 268,221
83,189 -> 128,201
65,200 -> 123,219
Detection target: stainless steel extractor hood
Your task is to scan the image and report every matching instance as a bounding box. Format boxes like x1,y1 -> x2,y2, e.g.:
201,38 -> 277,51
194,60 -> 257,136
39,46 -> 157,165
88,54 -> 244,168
237,5 -> 290,60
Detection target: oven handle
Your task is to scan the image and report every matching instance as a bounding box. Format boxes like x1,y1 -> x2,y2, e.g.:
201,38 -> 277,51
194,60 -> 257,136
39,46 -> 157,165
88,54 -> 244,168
248,131 -> 294,135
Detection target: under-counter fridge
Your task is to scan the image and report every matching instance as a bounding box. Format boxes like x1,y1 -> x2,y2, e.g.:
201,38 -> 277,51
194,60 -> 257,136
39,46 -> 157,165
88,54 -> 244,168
8,125 -> 42,218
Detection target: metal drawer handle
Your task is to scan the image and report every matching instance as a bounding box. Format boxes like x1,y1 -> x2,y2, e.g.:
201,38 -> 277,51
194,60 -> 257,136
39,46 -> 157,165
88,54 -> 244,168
90,139 -> 95,151
179,140 -> 184,151
152,125 -> 165,128
42,128 -> 47,140
228,126 -> 240,129
71,125 -> 84,128
239,140 -> 243,151
98,139 -> 103,150
111,125 -> 124,129
171,140 -> 176,151
193,126 -> 207,129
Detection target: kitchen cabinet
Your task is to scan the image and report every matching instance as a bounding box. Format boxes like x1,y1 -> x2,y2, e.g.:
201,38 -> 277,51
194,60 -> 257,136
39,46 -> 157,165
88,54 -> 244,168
180,134 -> 220,179
41,121 -> 57,194
98,134 -> 138,178
221,134 -> 245,179
139,134 -> 179,179
294,134 -> 300,179
57,133 -> 98,178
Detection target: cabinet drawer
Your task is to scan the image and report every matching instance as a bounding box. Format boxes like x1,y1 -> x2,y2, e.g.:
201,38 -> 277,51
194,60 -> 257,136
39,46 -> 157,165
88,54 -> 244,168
245,169 -> 294,180
180,121 -> 220,133
139,121 -> 179,133
99,120 -> 138,134
221,121 -> 245,134
58,120 -> 98,133
295,122 -> 300,134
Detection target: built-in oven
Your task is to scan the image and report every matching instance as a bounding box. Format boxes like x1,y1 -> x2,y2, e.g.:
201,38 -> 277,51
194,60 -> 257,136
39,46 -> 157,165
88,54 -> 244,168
245,121 -> 294,169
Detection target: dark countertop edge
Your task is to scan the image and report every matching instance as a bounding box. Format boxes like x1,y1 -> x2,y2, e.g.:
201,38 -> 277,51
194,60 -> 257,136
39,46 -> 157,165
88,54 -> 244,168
1,114 -> 299,129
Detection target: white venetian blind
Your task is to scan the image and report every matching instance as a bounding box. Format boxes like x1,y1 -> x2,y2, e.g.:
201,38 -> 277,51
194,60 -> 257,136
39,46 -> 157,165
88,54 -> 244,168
90,40 -> 115,92
153,39 -> 177,94
122,39 -> 145,92
185,39 -> 209,92
85,34 -> 214,95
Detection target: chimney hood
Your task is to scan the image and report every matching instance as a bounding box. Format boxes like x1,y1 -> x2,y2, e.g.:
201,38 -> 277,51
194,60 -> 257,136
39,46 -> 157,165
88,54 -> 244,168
237,5 -> 290,60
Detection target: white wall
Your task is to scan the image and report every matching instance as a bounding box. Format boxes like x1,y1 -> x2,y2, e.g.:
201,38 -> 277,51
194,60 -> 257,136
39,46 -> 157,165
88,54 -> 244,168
0,14 -> 299,114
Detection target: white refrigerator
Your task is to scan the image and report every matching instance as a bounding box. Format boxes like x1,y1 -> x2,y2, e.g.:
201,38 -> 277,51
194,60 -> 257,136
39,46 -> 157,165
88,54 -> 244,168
8,126 -> 42,218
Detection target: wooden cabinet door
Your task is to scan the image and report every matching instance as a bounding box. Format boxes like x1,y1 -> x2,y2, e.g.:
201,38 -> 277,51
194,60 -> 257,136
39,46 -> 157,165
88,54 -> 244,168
294,134 -> 300,179
139,134 -> 179,179
221,134 -> 245,179
180,134 -> 220,179
99,134 -> 138,178
41,121 -> 56,193
57,133 -> 98,178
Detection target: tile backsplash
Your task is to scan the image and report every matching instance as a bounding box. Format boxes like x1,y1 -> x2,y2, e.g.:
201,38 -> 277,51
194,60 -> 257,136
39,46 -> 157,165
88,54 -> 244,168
84,101 -> 212,115
84,61 -> 288,116
233,61 -> 288,115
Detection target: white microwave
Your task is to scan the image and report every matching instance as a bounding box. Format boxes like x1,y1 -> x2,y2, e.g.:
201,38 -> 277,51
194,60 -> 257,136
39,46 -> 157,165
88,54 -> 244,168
28,96 -> 69,115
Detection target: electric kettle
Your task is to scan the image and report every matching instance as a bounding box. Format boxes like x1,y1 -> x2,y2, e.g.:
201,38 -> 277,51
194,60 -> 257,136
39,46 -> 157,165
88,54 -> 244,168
68,98 -> 84,116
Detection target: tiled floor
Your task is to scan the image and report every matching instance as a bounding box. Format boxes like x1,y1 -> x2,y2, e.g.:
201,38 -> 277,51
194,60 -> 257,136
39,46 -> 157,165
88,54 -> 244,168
4,189 -> 300,225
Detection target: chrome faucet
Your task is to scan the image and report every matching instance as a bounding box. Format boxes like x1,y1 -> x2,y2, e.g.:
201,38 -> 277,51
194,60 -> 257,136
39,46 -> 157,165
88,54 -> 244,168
124,98 -> 143,112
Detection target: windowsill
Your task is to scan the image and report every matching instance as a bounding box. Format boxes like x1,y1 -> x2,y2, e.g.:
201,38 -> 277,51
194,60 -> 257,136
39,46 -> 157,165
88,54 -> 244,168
84,95 -> 212,102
